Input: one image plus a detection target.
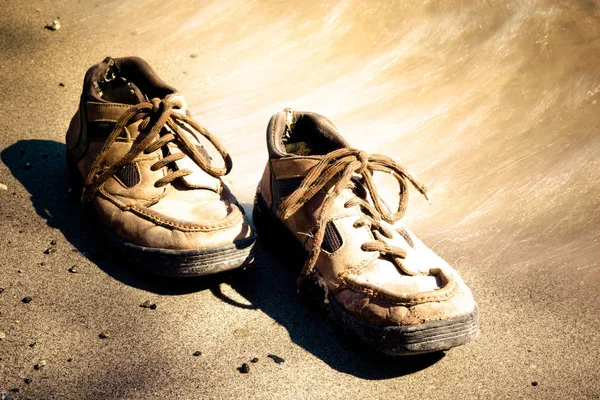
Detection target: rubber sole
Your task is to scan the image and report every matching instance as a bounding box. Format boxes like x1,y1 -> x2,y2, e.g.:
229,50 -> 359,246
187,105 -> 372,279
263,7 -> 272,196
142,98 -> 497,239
67,153 -> 256,277
329,296 -> 479,355
103,228 -> 256,277
252,192 -> 479,355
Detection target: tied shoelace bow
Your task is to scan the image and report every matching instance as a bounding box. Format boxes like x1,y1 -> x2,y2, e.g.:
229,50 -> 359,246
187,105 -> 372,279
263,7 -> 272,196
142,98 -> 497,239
81,97 -> 232,202
277,148 -> 429,278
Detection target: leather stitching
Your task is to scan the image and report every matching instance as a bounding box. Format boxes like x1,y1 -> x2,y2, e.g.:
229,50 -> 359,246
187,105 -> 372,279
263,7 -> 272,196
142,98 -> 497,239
129,205 -> 242,231
98,187 -> 239,232
341,275 -> 457,305
337,268 -> 458,305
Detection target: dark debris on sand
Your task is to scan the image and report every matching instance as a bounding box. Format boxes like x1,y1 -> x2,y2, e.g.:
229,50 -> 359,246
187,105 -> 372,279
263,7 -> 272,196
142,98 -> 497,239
238,363 -> 250,373
267,354 -> 285,364
34,360 -> 47,370
98,331 -> 111,339
44,245 -> 57,254
140,300 -> 157,310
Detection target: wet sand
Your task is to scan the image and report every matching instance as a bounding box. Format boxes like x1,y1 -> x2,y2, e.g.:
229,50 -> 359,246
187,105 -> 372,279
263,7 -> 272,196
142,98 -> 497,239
0,0 -> 599,398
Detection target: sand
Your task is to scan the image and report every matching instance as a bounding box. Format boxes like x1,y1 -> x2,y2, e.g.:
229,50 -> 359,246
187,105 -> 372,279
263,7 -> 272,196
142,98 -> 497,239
0,0 -> 599,398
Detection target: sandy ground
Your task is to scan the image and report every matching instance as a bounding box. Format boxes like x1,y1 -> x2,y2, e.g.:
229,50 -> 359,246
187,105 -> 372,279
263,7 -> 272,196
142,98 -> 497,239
0,0 -> 599,399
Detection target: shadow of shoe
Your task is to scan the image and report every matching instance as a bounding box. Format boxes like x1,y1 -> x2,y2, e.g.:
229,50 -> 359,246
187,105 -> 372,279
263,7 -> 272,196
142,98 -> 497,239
222,241 -> 445,379
1,139 -> 248,296
2,139 -> 443,379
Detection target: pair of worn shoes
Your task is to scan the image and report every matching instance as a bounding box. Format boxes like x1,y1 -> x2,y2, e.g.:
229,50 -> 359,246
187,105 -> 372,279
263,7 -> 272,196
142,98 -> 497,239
66,57 -> 479,356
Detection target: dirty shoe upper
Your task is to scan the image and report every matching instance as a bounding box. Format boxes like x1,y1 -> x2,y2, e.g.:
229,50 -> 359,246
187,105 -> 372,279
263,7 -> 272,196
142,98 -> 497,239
66,57 -> 255,276
254,109 -> 478,355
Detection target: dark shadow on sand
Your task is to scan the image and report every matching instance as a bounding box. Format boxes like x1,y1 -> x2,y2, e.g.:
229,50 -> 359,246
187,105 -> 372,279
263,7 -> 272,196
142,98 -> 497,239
221,242 -> 445,379
1,139 -> 232,296
2,139 -> 444,380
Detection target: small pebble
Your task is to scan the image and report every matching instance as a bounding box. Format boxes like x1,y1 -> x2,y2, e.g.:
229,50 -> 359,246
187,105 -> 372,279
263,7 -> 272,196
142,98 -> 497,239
239,363 -> 250,373
58,83 -> 65,87
0,331 -> 6,340
44,245 -> 57,254
5,396 -> 14,400
531,381 -> 538,387
250,357 -> 259,363
34,360 -> 47,370
10,388 -> 19,393
50,240 -> 57,245
0,287 -> 5,294
17,269 -> 22,273
267,354 -> 285,364
68,265 -> 78,273
98,331 -> 111,339
24,378 -> 32,384
22,296 -> 33,304
0,183 -> 7,190
192,351 -> 203,357
190,53 -> 199,58
45,20 -> 61,31
140,300 -> 157,310
24,162 -> 32,169
67,358 -> 73,362
29,342 -> 36,348
39,262 -> 45,266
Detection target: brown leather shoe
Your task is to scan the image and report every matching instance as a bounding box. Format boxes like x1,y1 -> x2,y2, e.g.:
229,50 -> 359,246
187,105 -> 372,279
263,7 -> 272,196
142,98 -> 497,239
66,57 -> 256,276
253,109 -> 479,355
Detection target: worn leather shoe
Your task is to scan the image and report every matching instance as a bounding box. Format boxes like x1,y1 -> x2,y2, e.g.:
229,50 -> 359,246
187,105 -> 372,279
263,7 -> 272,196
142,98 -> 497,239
66,56 -> 256,276
253,109 -> 479,355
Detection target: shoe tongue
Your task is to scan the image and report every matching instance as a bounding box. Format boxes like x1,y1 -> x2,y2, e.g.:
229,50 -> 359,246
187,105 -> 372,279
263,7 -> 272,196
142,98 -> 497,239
86,95 -> 221,191
271,156 -> 322,182
166,96 -> 222,192
85,93 -> 188,141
